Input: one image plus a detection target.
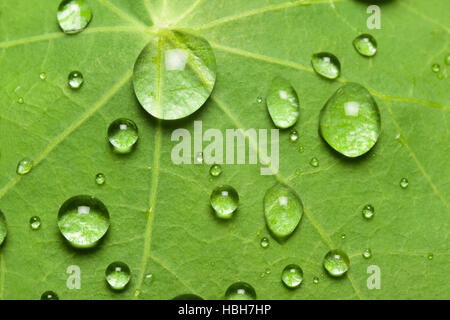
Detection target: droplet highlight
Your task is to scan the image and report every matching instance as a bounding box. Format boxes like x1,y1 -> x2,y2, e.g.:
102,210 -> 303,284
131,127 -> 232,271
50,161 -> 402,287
41,291 -> 59,300
400,178 -> 409,189
68,71 -> 84,89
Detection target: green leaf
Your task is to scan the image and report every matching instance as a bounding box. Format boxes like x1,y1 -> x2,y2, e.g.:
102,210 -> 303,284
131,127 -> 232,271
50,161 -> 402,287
0,0 -> 449,300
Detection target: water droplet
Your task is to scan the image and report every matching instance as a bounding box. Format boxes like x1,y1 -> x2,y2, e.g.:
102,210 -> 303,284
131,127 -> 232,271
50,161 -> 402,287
323,249 -> 350,277
173,294 -> 204,300
108,118 -> 139,154
57,0 -> 92,34
264,183 -> 303,239
353,34 -> 377,57
209,164 -> 222,177
105,261 -> 131,291
133,30 -> 216,120
41,291 -> 58,300
210,185 -> 239,219
431,64 -> 440,73
311,52 -> 341,79
362,204 -> 375,219
40,72 -> 47,80
289,130 -> 299,142
58,195 -> 110,248
362,248 -> 372,259
68,71 -> 84,89
298,145 -> 304,153
16,158 -> 33,175
295,169 -> 301,176
17,97 -> 24,104
266,77 -> 300,129
319,83 -> 381,157
144,273 -> 154,285
260,237 -> 270,248
310,157 -> 319,167
30,216 -> 41,230
313,277 -> 319,284
257,97 -> 263,103
445,54 -> 450,65
427,253 -> 434,260
0,210 -> 7,246
400,178 -> 409,189
437,72 -> 445,80
281,264 -> 303,289
225,282 -> 256,300
95,173 -> 105,185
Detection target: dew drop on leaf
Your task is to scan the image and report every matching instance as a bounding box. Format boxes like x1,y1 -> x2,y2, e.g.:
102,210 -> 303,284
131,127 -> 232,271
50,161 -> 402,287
0,210 -> 7,246
17,97 -> 24,104
209,164 -> 222,177
319,83 -> 381,157
362,248 -> 372,259
257,97 -> 263,103
353,34 -> 377,57
57,0 -> 92,35
39,72 -> 47,80
431,63 -> 440,73
105,261 -> 131,291
362,204 -> 375,219
281,264 -> 303,289
323,249 -> 350,277
266,77 -> 300,129
58,195 -> 110,248
107,118 -> 139,154
289,129 -> 299,142
445,54 -> 450,65
400,178 -> 409,189
264,183 -> 303,239
16,158 -> 33,175
313,277 -> 319,284
225,282 -> 256,300
310,157 -> 319,167
311,52 -> 341,79
427,253 -> 434,260
41,291 -> 59,300
173,294 -> 204,300
30,216 -> 41,230
68,71 -> 84,89
133,30 -> 217,120
260,237 -> 270,248
95,173 -> 105,185
210,185 -> 239,220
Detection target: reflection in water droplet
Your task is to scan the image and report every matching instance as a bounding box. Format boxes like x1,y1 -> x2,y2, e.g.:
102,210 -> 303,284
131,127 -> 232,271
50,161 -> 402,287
313,277 -> 319,284
210,185 -> 239,219
323,249 -> 350,277
144,273 -> 154,285
30,216 -> 41,230
57,0 -> 92,34
281,264 -> 303,289
58,195 -> 110,248
108,118 -> 139,154
41,291 -> 59,300
427,253 -> 434,260
362,204 -> 375,220
311,52 -> 341,79
105,261 -> 131,290
400,178 -> 409,189
353,34 -> 377,57
225,282 -> 256,300
209,164 -> 222,177
17,158 -> 33,175
266,77 -> 300,129
68,71 -> 84,89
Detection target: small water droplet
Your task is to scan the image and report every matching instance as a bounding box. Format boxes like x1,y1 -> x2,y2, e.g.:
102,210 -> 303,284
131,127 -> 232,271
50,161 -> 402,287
281,264 -> 303,289
311,52 -> 341,79
95,173 -> 105,185
400,178 -> 409,189
17,97 -> 24,104
0,210 -> 7,246
30,216 -> 41,230
57,0 -> 92,34
257,97 -> 263,103
323,249 -> 350,277
266,77 -> 300,129
298,145 -> 304,153
225,282 -> 256,300
41,291 -> 58,300
16,158 -> 33,175
209,164 -> 222,177
108,118 -> 139,154
264,183 -> 303,239
427,253 -> 434,260
353,34 -> 377,57
341,233 -> 346,239
260,237 -> 270,248
105,261 -> 131,291
362,248 -> 372,259
265,268 -> 271,275
313,276 -> 319,284
58,195 -> 110,248
431,64 -> 440,73
210,185 -> 239,219
289,130 -> 299,142
362,204 -> 375,220
445,54 -> 450,65
310,157 -> 319,167
40,72 -> 47,80
68,71 -> 84,89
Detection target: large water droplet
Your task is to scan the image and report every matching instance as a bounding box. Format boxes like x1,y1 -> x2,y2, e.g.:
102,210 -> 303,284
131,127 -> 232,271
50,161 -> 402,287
0,210 -> 7,246
16,158 -> 33,175
68,71 -> 84,89
210,185 -> 239,219
108,118 -> 139,154
281,264 -> 303,289
319,83 -> 381,157
30,216 -> 41,230
323,249 -> 350,277
57,0 -> 92,35
311,52 -> 341,79
264,183 -> 303,239
133,30 -> 217,120
105,261 -> 131,290
209,164 -> 222,177
362,204 -> 375,219
17,97 -> 24,104
58,195 -> 110,248
41,291 -> 59,300
173,294 -> 204,300
400,178 -> 409,189
353,34 -> 377,57
266,77 -> 299,129
225,282 -> 256,300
